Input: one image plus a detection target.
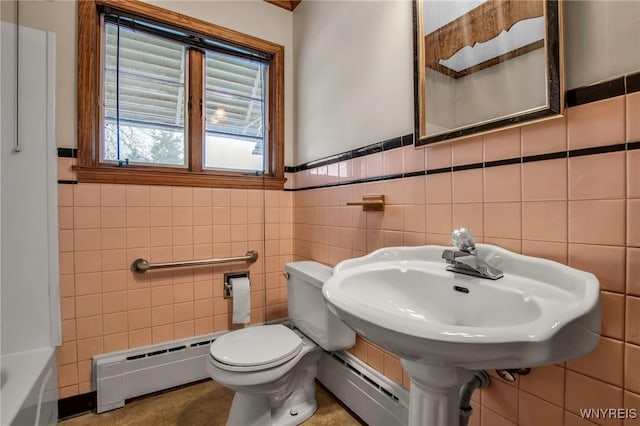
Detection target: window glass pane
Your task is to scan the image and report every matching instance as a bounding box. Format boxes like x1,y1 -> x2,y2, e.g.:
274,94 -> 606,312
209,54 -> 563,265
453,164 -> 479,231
103,23 -> 186,166
204,50 -> 266,172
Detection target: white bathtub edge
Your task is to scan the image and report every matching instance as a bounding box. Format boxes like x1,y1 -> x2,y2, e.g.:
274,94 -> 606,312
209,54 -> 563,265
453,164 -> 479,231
1,347 -> 58,426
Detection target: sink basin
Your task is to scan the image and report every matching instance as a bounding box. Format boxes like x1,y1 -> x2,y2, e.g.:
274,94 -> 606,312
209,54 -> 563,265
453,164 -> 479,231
323,244 -> 600,370
322,244 -> 601,425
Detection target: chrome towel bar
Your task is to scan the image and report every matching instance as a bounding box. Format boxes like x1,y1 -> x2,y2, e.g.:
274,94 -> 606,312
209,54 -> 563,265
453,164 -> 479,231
131,250 -> 258,273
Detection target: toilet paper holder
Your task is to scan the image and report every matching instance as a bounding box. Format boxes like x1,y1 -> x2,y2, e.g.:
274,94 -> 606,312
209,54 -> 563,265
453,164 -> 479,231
224,272 -> 250,299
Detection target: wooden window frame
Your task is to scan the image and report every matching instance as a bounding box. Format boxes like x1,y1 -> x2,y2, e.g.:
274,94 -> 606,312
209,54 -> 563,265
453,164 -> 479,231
77,0 -> 286,189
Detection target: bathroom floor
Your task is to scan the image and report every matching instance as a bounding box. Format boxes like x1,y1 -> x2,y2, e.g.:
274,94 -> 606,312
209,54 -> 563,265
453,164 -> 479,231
58,380 -> 364,426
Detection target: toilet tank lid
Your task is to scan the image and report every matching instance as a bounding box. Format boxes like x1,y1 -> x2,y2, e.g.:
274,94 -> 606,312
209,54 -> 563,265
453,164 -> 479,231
285,261 -> 332,289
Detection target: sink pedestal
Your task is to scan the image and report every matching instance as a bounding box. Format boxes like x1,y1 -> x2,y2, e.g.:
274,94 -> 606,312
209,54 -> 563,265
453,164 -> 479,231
402,360 -> 475,426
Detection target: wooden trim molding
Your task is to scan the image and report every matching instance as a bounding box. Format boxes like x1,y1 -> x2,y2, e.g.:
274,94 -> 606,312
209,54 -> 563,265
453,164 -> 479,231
78,0 -> 99,166
269,43 -> 285,180
264,1 -> 302,12
75,166 -> 286,189
95,0 -> 285,54
424,0 -> 544,76
187,48 -> 204,173
77,0 -> 286,189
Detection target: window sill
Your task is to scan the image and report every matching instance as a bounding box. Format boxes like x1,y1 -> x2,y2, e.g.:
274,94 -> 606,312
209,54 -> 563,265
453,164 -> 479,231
74,166 -> 286,190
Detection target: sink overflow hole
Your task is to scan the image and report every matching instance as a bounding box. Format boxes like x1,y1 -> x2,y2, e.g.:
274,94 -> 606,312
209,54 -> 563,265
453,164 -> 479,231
453,285 -> 470,294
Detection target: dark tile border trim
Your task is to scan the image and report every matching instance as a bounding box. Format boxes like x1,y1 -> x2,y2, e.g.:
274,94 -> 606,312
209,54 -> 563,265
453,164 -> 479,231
383,136 -> 403,151
522,151 -> 567,163
58,391 -> 96,420
385,172 -> 404,181
426,167 -> 451,175
566,77 -> 625,108
404,170 -> 426,178
567,143 -> 626,158
353,142 -> 382,158
285,134 -> 414,173
401,134 -> 414,147
626,71 -> 640,94
452,162 -> 484,172
286,141 -> 638,191
57,148 -> 77,158
484,157 -> 522,168
563,70 -> 640,106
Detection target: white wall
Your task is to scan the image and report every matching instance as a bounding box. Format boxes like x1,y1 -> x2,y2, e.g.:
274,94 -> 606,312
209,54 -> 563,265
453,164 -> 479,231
19,0 -> 296,165
293,0 -> 414,165
564,0 -> 640,90
0,0 -> 16,23
294,0 -> 640,165
16,1 -> 76,151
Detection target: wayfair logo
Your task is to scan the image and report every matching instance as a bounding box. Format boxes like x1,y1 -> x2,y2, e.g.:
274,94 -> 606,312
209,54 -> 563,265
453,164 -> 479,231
579,408 -> 638,420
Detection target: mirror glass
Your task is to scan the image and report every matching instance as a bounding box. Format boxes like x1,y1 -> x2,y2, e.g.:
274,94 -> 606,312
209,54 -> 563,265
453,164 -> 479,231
414,0 -> 562,146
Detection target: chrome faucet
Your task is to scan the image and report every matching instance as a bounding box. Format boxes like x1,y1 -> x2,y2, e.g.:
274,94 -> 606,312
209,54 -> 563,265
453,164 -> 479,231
442,227 -> 503,280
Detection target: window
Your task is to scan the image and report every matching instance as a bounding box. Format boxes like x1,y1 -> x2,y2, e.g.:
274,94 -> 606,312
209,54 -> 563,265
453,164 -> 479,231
203,50 -> 267,172
103,23 -> 187,167
77,0 -> 285,189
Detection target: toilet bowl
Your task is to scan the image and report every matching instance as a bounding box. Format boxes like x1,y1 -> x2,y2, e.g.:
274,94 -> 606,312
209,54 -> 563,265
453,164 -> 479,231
207,261 -> 355,426
207,325 -> 321,425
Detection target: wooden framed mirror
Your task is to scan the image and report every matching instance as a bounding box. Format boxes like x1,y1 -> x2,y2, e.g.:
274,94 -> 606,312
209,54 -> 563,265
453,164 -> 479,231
414,0 -> 563,147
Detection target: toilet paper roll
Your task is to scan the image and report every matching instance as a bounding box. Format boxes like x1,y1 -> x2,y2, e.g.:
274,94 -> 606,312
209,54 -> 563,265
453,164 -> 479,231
230,277 -> 251,324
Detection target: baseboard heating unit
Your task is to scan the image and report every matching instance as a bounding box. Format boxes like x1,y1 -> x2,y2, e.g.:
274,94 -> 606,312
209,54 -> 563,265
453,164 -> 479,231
94,329 -> 409,425
317,350 -> 409,426
93,331 -> 225,413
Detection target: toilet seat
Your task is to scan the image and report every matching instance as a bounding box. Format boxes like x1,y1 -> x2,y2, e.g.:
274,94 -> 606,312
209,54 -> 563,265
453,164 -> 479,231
210,325 -> 303,372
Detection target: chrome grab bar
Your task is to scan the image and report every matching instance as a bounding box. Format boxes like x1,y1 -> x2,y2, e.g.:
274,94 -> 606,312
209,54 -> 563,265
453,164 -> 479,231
131,250 -> 258,273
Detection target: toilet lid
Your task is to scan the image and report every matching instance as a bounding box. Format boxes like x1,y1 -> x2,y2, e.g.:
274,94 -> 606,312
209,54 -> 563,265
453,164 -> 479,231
210,325 -> 303,369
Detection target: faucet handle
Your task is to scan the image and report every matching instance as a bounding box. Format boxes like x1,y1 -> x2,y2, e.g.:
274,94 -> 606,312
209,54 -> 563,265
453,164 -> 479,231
451,227 -> 476,255
442,249 -> 456,262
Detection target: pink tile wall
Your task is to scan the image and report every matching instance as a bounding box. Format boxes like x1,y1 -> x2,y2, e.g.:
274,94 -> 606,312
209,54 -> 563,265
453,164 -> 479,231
292,95 -> 640,425
56,178 -> 292,398
55,93 -> 638,422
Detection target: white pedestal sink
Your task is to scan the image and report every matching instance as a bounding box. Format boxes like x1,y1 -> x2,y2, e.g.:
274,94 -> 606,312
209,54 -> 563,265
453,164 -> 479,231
322,244 -> 601,426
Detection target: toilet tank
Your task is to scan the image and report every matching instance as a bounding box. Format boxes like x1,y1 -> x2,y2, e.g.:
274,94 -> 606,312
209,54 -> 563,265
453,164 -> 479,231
284,261 -> 355,351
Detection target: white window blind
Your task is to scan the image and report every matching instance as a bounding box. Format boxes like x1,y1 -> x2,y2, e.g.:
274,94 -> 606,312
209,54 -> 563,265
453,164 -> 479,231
102,11 -> 269,171
204,51 -> 266,172
103,22 -> 186,166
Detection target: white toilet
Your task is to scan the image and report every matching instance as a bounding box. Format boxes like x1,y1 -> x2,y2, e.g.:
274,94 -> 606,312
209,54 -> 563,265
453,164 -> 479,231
207,261 -> 356,426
